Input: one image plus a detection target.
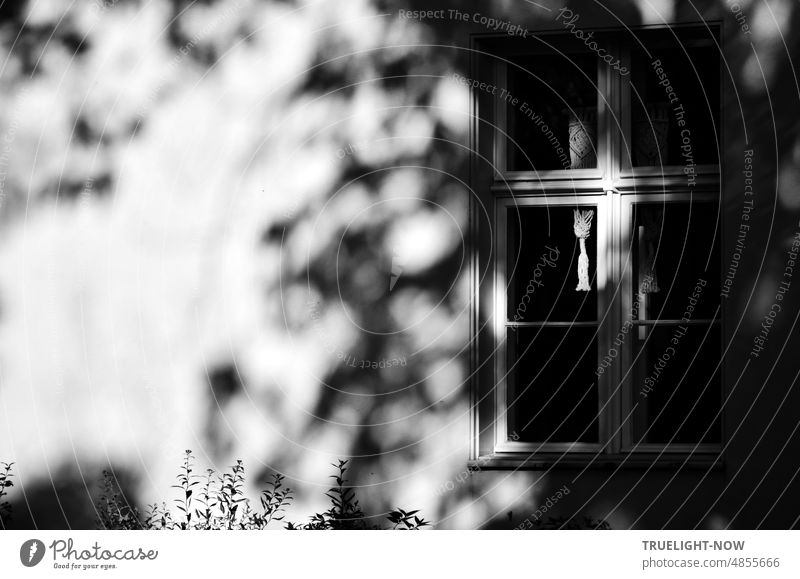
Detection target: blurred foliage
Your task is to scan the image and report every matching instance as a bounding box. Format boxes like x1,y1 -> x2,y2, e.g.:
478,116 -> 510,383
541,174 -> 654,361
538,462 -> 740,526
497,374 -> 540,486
0,0 -> 798,530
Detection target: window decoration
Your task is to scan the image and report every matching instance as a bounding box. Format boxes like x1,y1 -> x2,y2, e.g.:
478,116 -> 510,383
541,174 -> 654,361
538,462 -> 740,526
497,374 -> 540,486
566,107 -> 597,169
632,102 -> 670,166
638,207 -> 662,294
573,208 -> 594,291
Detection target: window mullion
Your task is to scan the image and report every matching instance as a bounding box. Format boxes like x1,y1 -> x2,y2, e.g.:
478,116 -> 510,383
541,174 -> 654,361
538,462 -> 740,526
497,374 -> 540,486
598,43 -> 616,183
601,188 -> 624,454
599,43 -> 626,457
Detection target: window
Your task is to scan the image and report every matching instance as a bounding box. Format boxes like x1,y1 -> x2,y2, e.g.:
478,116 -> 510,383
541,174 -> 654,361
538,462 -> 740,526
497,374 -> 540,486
471,25 -> 723,467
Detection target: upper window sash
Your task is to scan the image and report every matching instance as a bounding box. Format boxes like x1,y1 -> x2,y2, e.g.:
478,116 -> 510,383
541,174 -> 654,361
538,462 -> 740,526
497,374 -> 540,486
474,25 -> 722,185
616,28 -> 722,180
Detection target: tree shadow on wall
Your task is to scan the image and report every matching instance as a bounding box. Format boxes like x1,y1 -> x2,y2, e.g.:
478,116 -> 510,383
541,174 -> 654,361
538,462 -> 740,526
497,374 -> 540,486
4,463 -> 140,530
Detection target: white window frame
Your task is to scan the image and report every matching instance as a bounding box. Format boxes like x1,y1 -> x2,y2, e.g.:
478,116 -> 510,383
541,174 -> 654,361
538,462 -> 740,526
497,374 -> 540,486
470,24 -> 724,468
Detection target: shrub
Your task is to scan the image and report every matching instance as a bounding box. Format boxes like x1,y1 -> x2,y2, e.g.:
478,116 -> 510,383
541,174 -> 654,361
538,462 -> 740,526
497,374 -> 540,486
97,469 -> 143,530
0,462 -> 13,529
138,450 -> 294,530
526,516 -> 612,530
285,460 -> 429,530
96,451 -> 429,530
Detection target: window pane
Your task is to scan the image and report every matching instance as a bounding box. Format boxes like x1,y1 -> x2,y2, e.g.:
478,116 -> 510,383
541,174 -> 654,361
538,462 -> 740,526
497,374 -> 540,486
629,324 -> 722,444
507,327 -> 599,443
506,51 -> 597,171
630,201 -> 720,320
629,31 -> 720,167
508,205 -> 597,322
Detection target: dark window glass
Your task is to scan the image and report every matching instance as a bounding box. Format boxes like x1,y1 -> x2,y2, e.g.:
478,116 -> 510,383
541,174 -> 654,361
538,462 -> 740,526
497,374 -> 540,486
629,201 -> 720,321
629,32 -> 720,167
507,51 -> 598,171
508,327 -> 599,443
629,324 -> 722,444
508,205 -> 597,322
